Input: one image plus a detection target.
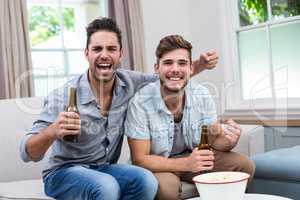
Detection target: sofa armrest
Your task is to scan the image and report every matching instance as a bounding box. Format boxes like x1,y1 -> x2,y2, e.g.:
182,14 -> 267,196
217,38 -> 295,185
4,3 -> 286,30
233,125 -> 265,157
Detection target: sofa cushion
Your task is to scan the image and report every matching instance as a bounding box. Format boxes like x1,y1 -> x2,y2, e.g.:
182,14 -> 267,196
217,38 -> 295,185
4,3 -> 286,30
252,145 -> 300,182
181,181 -> 198,199
0,179 -> 54,200
0,97 -> 47,182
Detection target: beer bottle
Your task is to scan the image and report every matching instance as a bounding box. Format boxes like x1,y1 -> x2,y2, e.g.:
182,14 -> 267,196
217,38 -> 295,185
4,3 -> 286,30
63,87 -> 79,142
198,125 -> 211,150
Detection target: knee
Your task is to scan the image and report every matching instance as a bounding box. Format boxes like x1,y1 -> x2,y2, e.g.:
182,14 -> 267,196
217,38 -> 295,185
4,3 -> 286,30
144,169 -> 159,195
236,155 -> 255,180
154,173 -> 181,200
130,167 -> 158,199
89,176 -> 120,200
156,184 -> 180,200
244,158 -> 255,181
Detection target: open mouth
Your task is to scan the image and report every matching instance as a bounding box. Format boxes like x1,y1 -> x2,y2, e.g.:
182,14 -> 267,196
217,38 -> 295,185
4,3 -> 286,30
96,63 -> 112,70
166,76 -> 183,81
168,77 -> 181,81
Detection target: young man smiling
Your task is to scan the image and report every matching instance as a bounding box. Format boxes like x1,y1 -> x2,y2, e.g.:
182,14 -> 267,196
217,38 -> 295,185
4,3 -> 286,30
20,18 -> 218,200
125,35 -> 255,200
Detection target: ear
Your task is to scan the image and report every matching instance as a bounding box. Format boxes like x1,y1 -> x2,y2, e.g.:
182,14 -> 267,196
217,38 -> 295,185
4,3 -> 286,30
190,63 -> 194,76
154,63 -> 159,73
119,48 -> 124,61
84,48 -> 88,59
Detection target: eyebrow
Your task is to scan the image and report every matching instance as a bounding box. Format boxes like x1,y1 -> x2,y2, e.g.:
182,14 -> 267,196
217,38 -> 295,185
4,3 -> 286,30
161,59 -> 189,63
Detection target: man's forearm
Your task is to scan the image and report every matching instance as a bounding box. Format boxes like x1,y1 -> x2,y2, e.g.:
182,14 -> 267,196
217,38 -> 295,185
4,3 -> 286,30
132,154 -> 190,173
211,136 -> 234,152
191,60 -> 205,76
26,124 -> 56,161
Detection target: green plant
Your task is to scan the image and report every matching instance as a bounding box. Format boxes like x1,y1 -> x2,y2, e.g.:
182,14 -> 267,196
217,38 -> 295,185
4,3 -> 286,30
239,0 -> 268,26
28,5 -> 75,46
239,0 -> 300,26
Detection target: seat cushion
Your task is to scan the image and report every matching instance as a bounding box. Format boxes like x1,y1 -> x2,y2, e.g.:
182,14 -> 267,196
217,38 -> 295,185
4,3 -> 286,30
181,181 -> 198,199
0,179 -> 54,200
0,179 -> 196,200
252,145 -> 300,182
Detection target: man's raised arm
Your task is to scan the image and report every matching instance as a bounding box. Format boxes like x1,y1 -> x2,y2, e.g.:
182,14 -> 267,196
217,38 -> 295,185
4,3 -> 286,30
192,50 -> 219,75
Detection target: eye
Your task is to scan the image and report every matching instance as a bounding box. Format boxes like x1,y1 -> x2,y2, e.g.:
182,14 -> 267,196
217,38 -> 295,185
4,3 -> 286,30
178,60 -> 189,66
107,46 -> 118,52
92,46 -> 102,52
162,60 -> 173,65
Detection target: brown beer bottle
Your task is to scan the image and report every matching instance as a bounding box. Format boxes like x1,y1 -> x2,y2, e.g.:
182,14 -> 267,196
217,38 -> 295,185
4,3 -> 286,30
63,87 -> 79,142
198,125 -> 211,150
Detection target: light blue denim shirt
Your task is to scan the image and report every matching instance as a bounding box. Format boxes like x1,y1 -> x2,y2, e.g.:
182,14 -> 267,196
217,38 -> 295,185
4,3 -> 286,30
124,80 -> 217,157
20,69 -> 157,177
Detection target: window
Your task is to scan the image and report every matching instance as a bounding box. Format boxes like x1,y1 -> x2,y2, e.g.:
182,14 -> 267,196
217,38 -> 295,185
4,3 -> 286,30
222,0 -> 300,111
27,0 -> 107,97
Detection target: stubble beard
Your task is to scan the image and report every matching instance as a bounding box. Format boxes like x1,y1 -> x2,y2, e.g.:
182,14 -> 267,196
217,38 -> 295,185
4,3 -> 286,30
160,79 -> 188,96
91,65 -> 116,84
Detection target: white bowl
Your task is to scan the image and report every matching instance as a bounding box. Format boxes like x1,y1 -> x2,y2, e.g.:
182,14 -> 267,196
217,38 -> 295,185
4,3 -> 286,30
192,171 -> 250,200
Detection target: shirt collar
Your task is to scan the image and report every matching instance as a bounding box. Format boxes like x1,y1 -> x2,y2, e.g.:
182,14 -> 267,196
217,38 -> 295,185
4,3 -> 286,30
78,71 -> 95,105
114,72 -> 126,96
78,70 -> 126,105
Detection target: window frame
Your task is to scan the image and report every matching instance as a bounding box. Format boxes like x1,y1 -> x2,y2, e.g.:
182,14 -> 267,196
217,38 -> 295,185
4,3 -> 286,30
220,0 -> 300,116
27,0 -> 107,97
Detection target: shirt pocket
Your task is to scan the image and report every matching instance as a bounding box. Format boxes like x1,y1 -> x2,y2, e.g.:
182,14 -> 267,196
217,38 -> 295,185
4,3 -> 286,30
79,116 -> 102,143
150,129 -> 169,156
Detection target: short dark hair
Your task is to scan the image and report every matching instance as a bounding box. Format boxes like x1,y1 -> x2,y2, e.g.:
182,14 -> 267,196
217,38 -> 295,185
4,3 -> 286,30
86,17 -> 122,49
155,35 -> 192,64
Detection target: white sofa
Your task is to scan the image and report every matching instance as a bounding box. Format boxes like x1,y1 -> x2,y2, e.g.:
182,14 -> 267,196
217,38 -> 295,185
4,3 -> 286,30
0,97 -> 265,199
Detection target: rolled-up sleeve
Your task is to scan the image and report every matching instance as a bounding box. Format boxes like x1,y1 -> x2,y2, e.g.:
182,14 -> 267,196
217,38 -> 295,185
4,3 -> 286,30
193,84 -> 218,125
203,89 -> 217,125
19,90 -> 65,162
124,97 -> 150,140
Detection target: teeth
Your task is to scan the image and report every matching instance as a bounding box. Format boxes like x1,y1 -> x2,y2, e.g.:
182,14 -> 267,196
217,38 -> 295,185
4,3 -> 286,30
96,63 -> 112,70
169,77 -> 181,81
101,64 -> 110,67
97,63 -> 111,67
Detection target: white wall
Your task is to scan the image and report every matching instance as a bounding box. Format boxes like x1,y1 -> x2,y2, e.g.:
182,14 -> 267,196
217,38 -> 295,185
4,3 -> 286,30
141,0 -> 225,113
141,0 -> 192,73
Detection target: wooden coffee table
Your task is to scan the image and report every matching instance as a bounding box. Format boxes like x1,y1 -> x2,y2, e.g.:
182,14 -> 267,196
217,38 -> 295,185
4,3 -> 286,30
187,193 -> 293,200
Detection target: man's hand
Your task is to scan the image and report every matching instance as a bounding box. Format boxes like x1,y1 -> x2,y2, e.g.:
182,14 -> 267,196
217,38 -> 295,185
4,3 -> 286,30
192,50 -> 219,75
209,119 -> 241,151
222,119 -> 241,148
52,112 -> 81,140
186,148 -> 214,172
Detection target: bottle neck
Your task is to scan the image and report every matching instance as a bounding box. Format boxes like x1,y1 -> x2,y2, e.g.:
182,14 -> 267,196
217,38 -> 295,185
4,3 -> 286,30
200,132 -> 208,143
201,125 -> 208,143
198,125 -> 210,150
69,88 -> 77,107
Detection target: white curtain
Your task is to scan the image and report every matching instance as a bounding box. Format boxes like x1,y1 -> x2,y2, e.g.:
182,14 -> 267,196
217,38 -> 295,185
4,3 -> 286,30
0,0 -> 34,99
108,0 -> 146,72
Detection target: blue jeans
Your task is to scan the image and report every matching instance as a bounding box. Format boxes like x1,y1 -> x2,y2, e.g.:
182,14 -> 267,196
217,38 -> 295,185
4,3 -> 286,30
44,164 -> 158,200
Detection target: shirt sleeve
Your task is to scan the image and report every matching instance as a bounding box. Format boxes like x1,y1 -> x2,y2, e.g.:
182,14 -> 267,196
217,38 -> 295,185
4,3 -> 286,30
124,69 -> 158,91
202,89 -> 218,126
124,96 -> 151,140
19,89 -> 65,162
192,84 -> 218,126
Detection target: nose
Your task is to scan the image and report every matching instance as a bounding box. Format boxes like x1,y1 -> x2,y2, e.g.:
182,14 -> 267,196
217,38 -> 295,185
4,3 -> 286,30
171,63 -> 180,71
100,49 -> 109,59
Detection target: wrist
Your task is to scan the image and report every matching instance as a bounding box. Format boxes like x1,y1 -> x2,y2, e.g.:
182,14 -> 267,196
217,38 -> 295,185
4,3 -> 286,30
181,157 -> 190,171
47,123 -> 58,140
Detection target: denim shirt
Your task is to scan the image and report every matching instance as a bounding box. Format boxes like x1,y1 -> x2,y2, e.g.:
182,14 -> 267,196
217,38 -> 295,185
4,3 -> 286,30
124,80 -> 217,157
20,69 -> 157,177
